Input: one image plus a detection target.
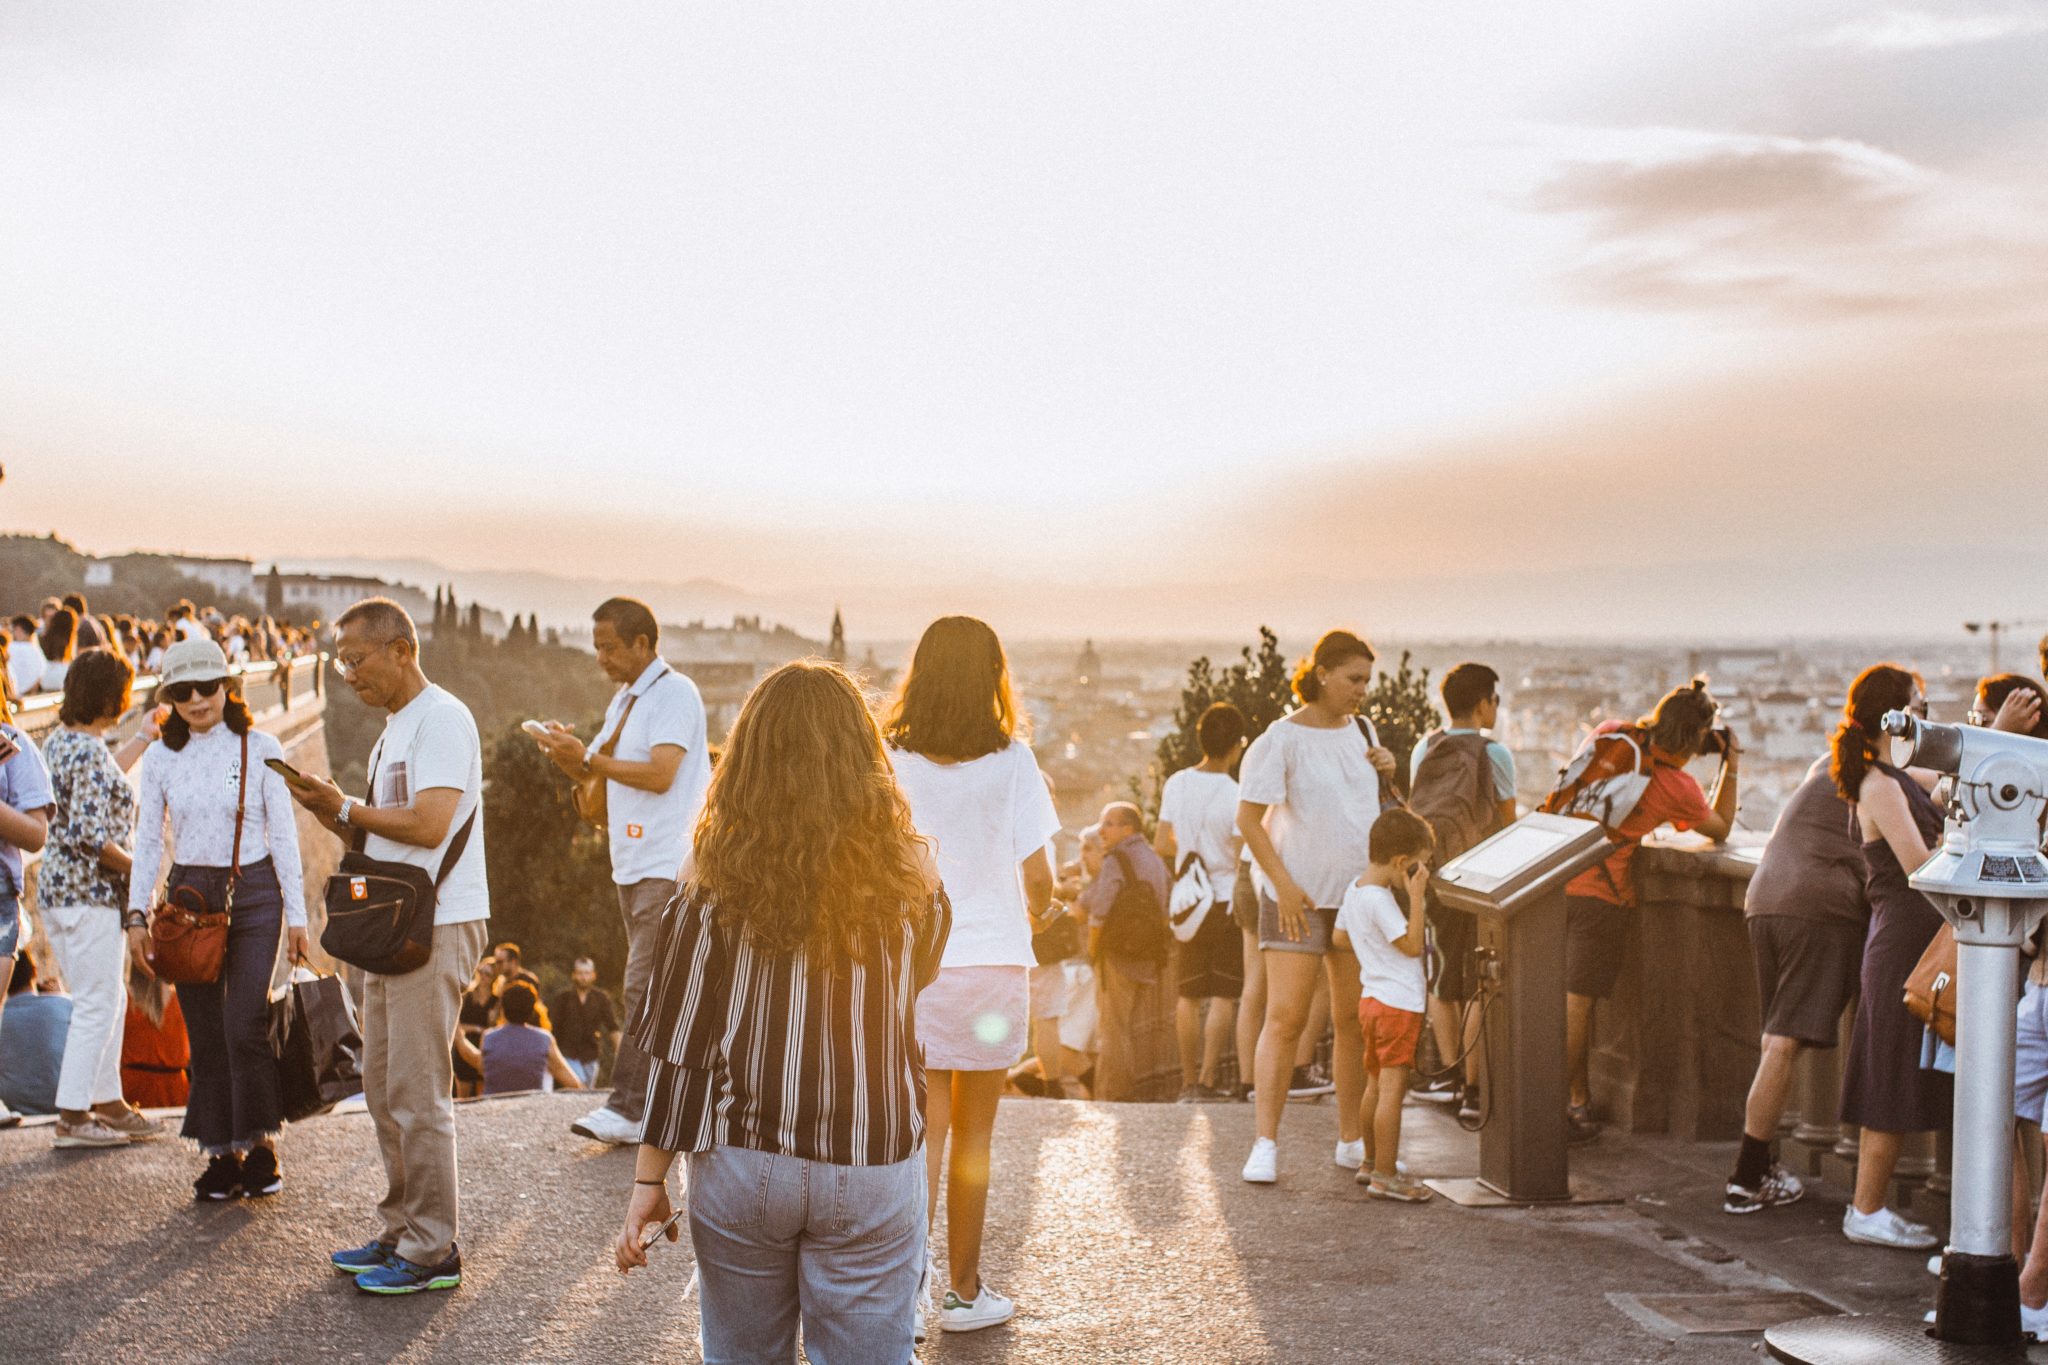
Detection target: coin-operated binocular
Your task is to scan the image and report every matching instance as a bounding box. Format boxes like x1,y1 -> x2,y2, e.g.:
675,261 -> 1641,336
1771,714 -> 2048,1360
1886,713 -> 2048,1345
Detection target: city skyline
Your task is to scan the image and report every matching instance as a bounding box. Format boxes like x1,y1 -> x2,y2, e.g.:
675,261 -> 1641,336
5,3 -> 2046,638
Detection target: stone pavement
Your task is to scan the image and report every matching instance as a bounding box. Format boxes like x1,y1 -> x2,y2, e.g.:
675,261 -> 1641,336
3,1089 -> 2040,1364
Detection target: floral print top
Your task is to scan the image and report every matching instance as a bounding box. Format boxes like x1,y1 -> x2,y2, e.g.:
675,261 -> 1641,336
40,727 -> 136,911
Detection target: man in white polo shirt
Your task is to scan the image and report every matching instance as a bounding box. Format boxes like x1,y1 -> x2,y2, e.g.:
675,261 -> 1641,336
531,596 -> 709,1146
283,596 -> 489,1295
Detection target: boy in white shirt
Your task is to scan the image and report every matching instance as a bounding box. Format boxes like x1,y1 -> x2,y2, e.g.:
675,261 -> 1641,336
1331,808 -> 1437,1202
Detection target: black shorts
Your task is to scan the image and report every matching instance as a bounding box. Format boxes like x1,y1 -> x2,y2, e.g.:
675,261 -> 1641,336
1565,895 -> 1633,999
1750,915 -> 1863,1048
1179,906 -> 1245,1000
1428,900 -> 1479,1003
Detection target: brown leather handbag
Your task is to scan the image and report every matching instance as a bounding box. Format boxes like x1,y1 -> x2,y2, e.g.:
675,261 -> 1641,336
149,731 -> 246,985
573,689 -> 641,833
1903,922 -> 1958,1047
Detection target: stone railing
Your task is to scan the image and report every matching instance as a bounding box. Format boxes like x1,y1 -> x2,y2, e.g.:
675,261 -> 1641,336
1591,831 -> 1948,1215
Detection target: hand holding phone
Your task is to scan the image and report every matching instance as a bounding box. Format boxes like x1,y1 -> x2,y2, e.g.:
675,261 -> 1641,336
264,757 -> 308,784
521,720 -> 552,740
0,732 -> 18,765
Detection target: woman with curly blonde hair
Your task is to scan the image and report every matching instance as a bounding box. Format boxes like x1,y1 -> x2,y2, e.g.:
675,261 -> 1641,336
616,660 -> 950,1364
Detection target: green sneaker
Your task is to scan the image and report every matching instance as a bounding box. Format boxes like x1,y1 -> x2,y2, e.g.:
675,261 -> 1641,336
355,1245 -> 462,1295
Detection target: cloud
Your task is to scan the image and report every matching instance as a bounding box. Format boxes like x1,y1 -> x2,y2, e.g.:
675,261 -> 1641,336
1524,127 -> 2048,322
1818,9 -> 2048,52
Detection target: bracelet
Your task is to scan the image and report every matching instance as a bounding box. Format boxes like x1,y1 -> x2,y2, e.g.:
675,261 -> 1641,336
634,1178 -> 666,1186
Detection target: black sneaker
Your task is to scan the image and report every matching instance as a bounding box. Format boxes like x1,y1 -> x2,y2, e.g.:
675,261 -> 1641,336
241,1144 -> 283,1197
1724,1163 -> 1805,1215
1457,1086 -> 1481,1122
1287,1066 -> 1335,1100
1567,1103 -> 1602,1146
194,1152 -> 243,1201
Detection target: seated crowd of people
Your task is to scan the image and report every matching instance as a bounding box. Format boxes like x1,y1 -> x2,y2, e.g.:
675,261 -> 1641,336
5,590 -> 316,703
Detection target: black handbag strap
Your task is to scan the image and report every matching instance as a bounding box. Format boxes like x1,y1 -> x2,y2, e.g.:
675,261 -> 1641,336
1355,714 -> 1407,811
355,732 -> 476,888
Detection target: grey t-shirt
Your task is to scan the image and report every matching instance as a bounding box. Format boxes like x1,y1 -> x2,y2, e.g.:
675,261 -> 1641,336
1744,760 -> 1867,929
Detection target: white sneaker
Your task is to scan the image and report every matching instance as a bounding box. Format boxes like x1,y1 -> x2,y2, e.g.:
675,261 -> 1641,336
1333,1138 -> 1365,1171
2021,1299 -> 2048,1342
0,1100 -> 20,1130
1927,1252 -> 1944,1277
569,1106 -> 641,1145
1842,1205 -> 1939,1250
52,1118 -> 130,1148
1241,1137 -> 1278,1184
939,1283 -> 1015,1333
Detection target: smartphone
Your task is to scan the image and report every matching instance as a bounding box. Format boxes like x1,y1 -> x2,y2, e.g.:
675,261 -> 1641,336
0,732 -> 17,765
640,1202 -> 687,1250
264,757 -> 308,783
521,720 -> 552,739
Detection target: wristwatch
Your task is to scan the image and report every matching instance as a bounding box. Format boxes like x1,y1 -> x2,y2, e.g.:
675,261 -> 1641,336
338,796 -> 355,827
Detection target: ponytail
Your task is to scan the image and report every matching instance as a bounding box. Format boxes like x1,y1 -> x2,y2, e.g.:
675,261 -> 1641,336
1831,664 -> 1919,802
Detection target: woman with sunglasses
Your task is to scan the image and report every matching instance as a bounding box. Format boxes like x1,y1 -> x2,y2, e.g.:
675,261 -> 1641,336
129,638 -> 309,1201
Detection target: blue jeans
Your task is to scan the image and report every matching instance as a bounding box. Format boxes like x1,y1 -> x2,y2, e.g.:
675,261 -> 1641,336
686,1143 -> 926,1365
174,859 -> 284,1152
564,1056 -> 599,1088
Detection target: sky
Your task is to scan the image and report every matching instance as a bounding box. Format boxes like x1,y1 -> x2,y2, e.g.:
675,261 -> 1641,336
3,2 -> 2045,640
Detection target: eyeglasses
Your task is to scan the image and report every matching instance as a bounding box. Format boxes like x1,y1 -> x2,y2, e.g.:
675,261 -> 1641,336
161,678 -> 225,705
333,639 -> 395,679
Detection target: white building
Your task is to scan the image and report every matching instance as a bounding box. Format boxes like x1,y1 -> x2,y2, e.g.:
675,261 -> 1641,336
269,571 -> 430,628
166,555 -> 256,604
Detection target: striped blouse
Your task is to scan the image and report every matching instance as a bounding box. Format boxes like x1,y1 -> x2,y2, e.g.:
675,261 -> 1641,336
631,886 -> 951,1166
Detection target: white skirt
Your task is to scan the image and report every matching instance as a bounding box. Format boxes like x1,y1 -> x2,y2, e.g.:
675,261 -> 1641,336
917,965 -> 1029,1071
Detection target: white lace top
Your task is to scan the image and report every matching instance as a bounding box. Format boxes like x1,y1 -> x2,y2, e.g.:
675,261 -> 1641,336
129,723 -> 309,925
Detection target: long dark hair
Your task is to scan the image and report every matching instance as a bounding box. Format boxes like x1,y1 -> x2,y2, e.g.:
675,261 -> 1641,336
1978,674 -> 2048,739
161,677 -> 253,751
39,608 -> 76,664
1831,664 -> 1921,802
884,615 -> 1022,761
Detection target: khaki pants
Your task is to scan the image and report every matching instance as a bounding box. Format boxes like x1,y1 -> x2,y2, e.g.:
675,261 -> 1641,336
362,919 -> 489,1264
1095,956 -> 1176,1102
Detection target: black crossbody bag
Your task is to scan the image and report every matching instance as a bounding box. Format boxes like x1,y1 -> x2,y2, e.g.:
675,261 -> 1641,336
320,744 -> 476,976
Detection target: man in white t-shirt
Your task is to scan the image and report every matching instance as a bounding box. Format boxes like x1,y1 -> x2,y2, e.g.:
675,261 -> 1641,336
1154,702 -> 1246,1101
284,596 -> 489,1296
6,617 -> 46,697
531,597 -> 710,1147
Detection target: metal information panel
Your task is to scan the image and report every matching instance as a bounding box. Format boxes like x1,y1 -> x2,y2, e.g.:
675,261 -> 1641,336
1427,813 -> 1618,1207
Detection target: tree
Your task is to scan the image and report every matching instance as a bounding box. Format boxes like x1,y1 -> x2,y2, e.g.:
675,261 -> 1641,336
1363,650 -> 1439,798
1137,626 -> 1294,819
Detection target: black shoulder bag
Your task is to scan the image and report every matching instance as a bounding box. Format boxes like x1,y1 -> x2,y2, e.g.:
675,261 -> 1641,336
1095,848 -> 1172,966
320,743 -> 477,976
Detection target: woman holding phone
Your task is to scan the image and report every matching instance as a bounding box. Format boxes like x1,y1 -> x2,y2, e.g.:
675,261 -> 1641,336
1236,629 -> 1394,1185
129,638 -> 309,1201
615,661 -> 948,1364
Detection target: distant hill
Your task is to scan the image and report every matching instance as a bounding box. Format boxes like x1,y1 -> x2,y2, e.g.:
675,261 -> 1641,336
0,534 -> 262,621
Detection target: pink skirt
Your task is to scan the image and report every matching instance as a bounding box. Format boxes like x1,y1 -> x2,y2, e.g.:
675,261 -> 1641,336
917,965 -> 1030,1071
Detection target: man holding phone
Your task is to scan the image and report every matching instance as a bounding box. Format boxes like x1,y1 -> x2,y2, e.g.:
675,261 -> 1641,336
528,597 -> 709,1147
283,597 -> 489,1296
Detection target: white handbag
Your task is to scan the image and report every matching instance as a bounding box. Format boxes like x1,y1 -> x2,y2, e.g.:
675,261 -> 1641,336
1168,854 -> 1215,942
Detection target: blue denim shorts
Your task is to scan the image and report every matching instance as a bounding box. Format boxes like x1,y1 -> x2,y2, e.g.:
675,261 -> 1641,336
2017,979 -> 2048,1124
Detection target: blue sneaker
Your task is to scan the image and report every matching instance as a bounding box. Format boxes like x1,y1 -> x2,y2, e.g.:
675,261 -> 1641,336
330,1238 -> 395,1275
355,1245 -> 462,1295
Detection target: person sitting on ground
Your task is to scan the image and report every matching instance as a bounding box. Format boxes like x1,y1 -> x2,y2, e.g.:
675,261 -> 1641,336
1833,665 -> 1947,1252
1407,663 -> 1517,1117
1724,750 -> 1866,1215
1331,808 -> 1437,1202
459,982 -> 583,1096
452,951 -> 498,1100
1155,702 -> 1247,1102
0,949 -> 72,1116
490,941 -> 551,1031
0,685 -> 53,1130
551,956 -> 617,1090
121,956 -> 190,1110
1081,800 -> 1172,1102
1558,677 -> 1738,1143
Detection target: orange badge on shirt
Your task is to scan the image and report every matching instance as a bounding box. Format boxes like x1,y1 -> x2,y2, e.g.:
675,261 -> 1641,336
626,823 -> 643,839
350,877 -> 368,900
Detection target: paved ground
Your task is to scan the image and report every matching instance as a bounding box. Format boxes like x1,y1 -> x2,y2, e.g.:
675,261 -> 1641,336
2,1089 -> 2035,1363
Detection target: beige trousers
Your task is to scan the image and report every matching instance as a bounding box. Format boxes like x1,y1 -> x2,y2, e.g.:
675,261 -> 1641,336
361,918 -> 489,1264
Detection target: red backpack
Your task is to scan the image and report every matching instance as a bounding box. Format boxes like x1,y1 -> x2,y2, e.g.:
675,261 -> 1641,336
1540,722 -> 1655,836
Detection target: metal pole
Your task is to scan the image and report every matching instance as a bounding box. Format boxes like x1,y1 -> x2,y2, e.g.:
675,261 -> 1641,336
1934,900 -> 2023,1345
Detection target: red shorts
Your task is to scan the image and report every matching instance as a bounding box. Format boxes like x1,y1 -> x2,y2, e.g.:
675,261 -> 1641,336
1357,998 -> 1424,1075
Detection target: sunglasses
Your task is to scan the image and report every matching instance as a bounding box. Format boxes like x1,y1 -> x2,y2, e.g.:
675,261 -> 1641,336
161,678 -> 225,705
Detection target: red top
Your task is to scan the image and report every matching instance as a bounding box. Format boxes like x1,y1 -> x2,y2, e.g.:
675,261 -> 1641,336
121,993 -> 191,1109
1565,757 -> 1713,906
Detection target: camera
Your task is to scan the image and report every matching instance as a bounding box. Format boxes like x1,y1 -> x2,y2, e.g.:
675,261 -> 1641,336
1698,725 -> 1732,757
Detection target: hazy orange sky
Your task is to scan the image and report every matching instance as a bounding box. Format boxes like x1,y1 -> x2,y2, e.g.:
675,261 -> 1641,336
4,3 -> 2045,638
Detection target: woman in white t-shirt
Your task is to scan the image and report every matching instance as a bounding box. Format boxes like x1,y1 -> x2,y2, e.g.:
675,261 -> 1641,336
886,616 -> 1060,1336
1235,629 -> 1396,1185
